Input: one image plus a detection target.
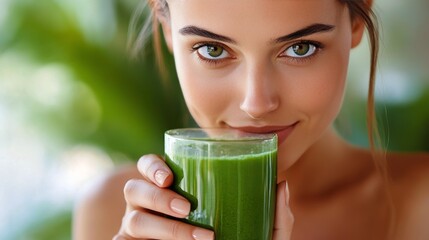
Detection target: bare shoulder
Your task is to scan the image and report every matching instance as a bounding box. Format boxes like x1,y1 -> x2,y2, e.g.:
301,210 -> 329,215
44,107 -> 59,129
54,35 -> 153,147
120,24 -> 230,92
388,151 -> 429,193
72,164 -> 141,240
388,151 -> 429,182
387,151 -> 429,238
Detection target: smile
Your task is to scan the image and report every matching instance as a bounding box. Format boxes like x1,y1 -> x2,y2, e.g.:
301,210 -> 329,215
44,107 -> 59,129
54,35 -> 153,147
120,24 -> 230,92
231,122 -> 298,146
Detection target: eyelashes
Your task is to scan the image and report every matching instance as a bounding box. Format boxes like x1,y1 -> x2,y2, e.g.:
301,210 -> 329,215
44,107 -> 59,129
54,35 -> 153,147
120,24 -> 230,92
191,40 -> 325,66
191,42 -> 234,66
280,41 -> 322,59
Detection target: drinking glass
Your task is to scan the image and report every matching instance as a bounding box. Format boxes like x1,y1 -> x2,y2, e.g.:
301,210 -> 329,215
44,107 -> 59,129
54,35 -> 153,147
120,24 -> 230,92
165,128 -> 277,240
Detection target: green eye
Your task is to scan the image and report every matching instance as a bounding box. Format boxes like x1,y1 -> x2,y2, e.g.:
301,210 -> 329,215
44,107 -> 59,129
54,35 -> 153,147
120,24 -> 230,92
196,44 -> 230,60
292,43 -> 310,56
284,42 -> 318,58
207,45 -> 224,57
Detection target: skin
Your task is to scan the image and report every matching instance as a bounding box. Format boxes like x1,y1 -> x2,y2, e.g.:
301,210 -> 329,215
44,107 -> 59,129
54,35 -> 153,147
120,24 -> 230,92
72,0 -> 429,239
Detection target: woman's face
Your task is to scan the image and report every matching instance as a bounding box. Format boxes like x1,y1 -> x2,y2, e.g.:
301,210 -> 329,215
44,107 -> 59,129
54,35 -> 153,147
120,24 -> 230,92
163,0 -> 364,172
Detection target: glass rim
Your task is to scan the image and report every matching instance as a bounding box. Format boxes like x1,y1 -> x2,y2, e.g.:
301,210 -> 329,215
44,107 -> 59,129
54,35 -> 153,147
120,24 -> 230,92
165,128 -> 278,143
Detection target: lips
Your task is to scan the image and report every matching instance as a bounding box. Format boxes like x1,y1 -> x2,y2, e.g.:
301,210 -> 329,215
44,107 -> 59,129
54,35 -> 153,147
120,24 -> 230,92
231,122 -> 298,145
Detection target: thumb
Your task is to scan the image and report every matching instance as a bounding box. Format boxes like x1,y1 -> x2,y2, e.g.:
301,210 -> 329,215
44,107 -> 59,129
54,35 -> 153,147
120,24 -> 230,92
273,181 -> 294,240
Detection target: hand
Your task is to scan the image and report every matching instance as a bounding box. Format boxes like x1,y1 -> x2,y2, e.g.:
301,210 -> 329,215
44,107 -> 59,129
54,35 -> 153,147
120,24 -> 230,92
113,154 -> 214,240
273,181 -> 294,240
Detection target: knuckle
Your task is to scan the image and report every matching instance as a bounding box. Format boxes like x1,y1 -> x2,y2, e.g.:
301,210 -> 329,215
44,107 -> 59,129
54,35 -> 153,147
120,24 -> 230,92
168,221 -> 190,239
126,210 -> 145,238
150,186 -> 163,209
123,178 -> 140,200
170,221 -> 182,239
123,178 -> 165,212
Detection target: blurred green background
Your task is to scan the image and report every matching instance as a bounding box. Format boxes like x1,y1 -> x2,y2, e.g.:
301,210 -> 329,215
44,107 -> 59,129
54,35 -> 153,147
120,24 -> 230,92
0,0 -> 428,239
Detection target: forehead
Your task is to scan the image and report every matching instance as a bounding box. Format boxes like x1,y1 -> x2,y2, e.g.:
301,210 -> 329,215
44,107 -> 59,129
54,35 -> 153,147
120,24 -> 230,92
168,0 -> 346,37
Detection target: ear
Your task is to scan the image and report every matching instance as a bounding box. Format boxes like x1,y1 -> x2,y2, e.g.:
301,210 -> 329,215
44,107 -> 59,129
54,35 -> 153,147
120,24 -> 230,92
160,20 -> 173,53
351,17 -> 366,48
351,0 -> 373,48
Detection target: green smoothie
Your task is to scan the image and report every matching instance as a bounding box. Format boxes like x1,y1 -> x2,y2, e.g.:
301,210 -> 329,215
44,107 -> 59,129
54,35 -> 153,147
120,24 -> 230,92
165,150 -> 277,240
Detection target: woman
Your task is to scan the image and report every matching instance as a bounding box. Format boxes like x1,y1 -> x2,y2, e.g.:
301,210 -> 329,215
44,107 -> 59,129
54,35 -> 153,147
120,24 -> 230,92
73,0 -> 429,239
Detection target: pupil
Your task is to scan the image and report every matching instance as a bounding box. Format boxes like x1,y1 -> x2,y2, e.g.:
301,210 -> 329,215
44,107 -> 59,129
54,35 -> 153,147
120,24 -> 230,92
208,46 -> 223,57
293,44 -> 309,56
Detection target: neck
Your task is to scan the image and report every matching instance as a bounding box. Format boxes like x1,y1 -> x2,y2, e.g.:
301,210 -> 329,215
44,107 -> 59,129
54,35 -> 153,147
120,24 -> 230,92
284,128 -> 374,201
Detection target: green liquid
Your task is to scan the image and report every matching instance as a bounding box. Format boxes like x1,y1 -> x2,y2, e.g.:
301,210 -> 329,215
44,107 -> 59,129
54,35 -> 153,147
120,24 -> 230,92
165,150 -> 277,240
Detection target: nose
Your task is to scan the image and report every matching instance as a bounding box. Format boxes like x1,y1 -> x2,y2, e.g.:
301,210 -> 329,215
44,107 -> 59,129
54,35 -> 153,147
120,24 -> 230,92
239,63 -> 280,119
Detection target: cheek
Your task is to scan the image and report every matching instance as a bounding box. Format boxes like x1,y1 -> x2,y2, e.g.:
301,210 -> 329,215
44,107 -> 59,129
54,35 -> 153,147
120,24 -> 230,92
305,67 -> 346,114
174,55 -> 234,127
302,49 -> 349,123
276,49 -> 350,169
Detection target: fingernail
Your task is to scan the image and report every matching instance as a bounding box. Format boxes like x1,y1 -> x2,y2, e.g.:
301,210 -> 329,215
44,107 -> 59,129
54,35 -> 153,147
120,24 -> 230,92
285,181 -> 290,205
154,169 -> 169,185
192,228 -> 214,240
170,198 -> 190,216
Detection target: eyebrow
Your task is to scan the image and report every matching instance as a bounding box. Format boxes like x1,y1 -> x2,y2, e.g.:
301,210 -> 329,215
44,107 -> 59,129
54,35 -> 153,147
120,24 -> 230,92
179,25 -> 237,44
179,23 -> 335,44
274,24 -> 335,43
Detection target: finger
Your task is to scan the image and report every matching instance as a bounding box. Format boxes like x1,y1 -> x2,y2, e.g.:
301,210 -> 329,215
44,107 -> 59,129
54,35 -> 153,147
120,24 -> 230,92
273,181 -> 294,240
122,210 -> 214,240
137,154 -> 173,187
124,178 -> 191,218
